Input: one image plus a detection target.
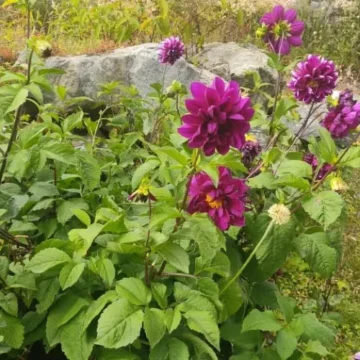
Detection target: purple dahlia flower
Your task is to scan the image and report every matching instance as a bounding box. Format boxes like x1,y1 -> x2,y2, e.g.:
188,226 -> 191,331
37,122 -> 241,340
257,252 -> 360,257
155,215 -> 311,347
288,55 -> 338,104
259,5 -> 304,55
353,352 -> 360,360
188,167 -> 247,231
178,77 -> 254,156
303,153 -> 333,180
158,36 -> 185,65
241,139 -> 262,167
322,90 -> 360,138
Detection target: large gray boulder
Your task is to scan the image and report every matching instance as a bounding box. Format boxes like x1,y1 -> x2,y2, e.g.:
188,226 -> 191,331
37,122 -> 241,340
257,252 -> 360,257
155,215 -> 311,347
195,42 -> 278,106
43,44 -> 216,107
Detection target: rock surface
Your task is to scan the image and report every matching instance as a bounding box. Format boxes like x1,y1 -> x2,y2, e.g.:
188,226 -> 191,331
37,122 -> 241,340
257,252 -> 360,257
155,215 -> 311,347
195,42 -> 278,105
42,44 -> 216,107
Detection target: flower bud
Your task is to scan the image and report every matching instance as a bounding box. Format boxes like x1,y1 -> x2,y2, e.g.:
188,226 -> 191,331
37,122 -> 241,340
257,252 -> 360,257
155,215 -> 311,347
330,177 -> 348,191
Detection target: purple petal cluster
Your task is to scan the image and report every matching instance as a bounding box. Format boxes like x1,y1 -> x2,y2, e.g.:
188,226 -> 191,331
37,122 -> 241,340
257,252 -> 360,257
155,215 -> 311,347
188,167 -> 247,231
303,153 -> 333,180
353,352 -> 360,360
288,55 -> 338,104
178,77 -> 254,156
241,140 -> 262,167
260,5 -> 304,55
158,36 -> 185,65
322,90 -> 360,138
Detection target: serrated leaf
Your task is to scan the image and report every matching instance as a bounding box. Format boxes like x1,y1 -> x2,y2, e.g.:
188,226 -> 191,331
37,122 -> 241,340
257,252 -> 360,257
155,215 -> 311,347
248,172 -> 276,189
149,337 -> 189,360
241,310 -> 281,333
82,291 -> 118,332
35,278 -> 60,314
181,332 -> 218,360
144,308 -> 166,348
28,182 -> 59,199
46,293 -> 89,347
165,308 -> 181,334
219,280 -> 243,321
27,248 -> 71,274
57,198 -> 89,225
116,277 -> 151,306
59,262 -> 85,290
318,128 -> 337,163
295,232 -> 337,278
0,292 -> 18,317
151,283 -> 168,309
61,310 -> 95,360
89,258 -> 115,288
132,160 -> 159,190
305,340 -> 329,356
0,311 -> 24,349
302,191 -> 344,230
184,310 -> 220,350
276,329 -> 297,360
5,87 -> 28,114
71,208 -> 91,226
277,160 -> 312,178
76,152 -> 101,191
157,242 -> 189,273
95,299 -> 144,349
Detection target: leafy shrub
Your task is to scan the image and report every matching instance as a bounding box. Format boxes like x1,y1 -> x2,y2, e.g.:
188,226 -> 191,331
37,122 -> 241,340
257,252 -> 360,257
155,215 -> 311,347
0,3 -> 360,360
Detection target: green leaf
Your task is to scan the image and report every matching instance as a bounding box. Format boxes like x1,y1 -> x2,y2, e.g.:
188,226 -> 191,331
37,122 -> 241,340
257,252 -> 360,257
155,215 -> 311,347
151,283 -> 168,309
298,314 -> 335,348
195,251 -> 230,277
156,242 -> 189,273
318,128 -> 337,163
0,311 -> 24,349
295,232 -> 337,278
27,248 -> 71,274
28,182 -> 59,199
190,216 -> 224,262
241,310 -> 281,333
96,299 -> 144,349
305,340 -> 329,356
82,291 -> 118,332
97,348 -> 140,360
144,308 -> 166,348
219,280 -> 243,321
132,160 -> 159,190
0,292 -> 18,317
274,175 -> 310,190
302,191 -> 344,230
57,198 -> 89,225
46,293 -> 89,347
158,0 -> 169,17
116,277 -> 151,306
277,160 -> 313,178
165,308 -> 181,334
72,209 -> 91,226
35,278 -> 60,314
198,164 -> 219,187
0,257 -> 9,281
276,329 -> 297,360
149,337 -> 189,360
248,172 -> 276,189
89,258 -> 115,288
76,152 -> 101,191
181,332 -> 217,360
8,272 -> 37,290
61,310 -> 95,360
157,146 -> 188,166
5,87 -> 28,114
338,146 -> 360,168
184,310 -> 220,350
59,262 -> 85,290
274,98 -> 297,119
41,143 -> 75,164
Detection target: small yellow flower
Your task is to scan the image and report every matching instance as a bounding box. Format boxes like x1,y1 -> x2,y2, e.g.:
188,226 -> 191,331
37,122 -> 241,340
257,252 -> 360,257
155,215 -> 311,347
245,133 -> 257,142
330,177 -> 348,191
268,204 -> 291,225
256,23 -> 268,39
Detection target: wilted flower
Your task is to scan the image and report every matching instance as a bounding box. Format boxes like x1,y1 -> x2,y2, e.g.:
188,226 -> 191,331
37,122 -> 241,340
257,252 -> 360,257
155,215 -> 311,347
268,204 -> 291,225
241,134 -> 262,167
178,77 -> 254,156
158,36 -> 185,65
303,153 -> 333,180
330,177 -> 348,191
187,167 -> 247,231
128,180 -> 156,203
288,55 -> 338,104
322,90 -> 360,138
259,5 -> 304,55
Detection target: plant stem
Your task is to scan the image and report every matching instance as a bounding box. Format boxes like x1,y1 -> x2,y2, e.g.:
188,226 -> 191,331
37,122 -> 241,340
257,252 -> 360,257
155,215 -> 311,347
159,272 -> 198,279
268,70 -> 282,141
219,220 -> 275,295
144,196 -> 152,286
27,1 -> 31,39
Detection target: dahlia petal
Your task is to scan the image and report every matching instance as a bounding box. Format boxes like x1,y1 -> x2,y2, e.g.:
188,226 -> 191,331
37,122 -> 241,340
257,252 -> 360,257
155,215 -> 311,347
185,99 -> 203,114
289,36 -> 303,46
205,87 -> 220,105
279,38 -> 290,55
260,13 -> 274,25
291,21 -> 305,35
181,114 -> 203,125
284,8 -> 297,22
213,77 -> 226,96
273,5 -> 285,22
190,82 -> 207,99
216,143 -> 230,155
178,125 -> 196,138
203,141 -> 216,156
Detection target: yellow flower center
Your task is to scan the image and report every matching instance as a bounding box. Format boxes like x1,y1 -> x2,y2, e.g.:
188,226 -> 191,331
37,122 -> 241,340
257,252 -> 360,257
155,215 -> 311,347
273,21 -> 290,39
137,185 -> 150,196
205,194 -> 223,209
308,80 -> 319,88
